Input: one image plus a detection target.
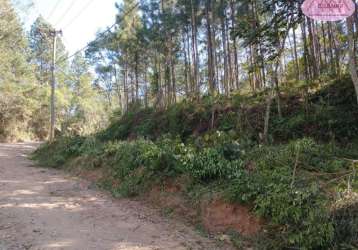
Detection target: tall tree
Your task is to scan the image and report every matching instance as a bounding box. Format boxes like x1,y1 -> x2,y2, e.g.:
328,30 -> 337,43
347,16 -> 358,104
29,17 -> 67,85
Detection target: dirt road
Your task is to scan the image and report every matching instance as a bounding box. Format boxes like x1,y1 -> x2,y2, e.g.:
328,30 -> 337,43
0,143 -> 231,250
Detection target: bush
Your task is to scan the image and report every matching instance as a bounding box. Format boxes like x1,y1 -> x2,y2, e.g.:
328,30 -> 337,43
78,136 -> 103,156
103,140 -> 144,179
330,193 -> 358,249
96,138 -> 185,197
183,147 -> 244,181
32,132 -> 357,249
256,184 -> 333,249
32,136 -> 85,168
224,138 -> 356,249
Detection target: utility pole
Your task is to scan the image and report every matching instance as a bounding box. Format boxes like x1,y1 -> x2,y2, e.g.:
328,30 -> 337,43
49,29 -> 62,142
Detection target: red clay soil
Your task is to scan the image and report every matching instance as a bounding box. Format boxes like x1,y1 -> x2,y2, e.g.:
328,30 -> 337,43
201,198 -> 262,236
69,161 -> 262,239
147,182 -> 198,222
147,180 -> 262,237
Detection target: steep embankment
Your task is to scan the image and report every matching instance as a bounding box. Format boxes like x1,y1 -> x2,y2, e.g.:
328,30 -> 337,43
33,77 -> 358,249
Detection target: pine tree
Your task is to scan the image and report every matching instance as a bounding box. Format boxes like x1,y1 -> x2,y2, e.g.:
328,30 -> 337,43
29,17 -> 67,85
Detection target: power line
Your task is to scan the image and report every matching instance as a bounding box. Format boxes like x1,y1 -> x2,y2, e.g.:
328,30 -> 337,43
56,1 -> 139,64
47,0 -> 61,20
57,22 -> 116,63
31,1 -> 42,18
62,0 -> 96,30
62,35 -> 70,44
57,67 -> 80,83
54,0 -> 77,27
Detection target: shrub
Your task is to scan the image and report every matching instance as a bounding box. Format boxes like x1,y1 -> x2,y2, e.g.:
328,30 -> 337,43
104,140 -> 143,179
183,147 -> 244,181
32,130 -> 357,249
225,138 -> 354,249
331,193 -> 358,249
78,136 -> 103,156
32,136 -> 85,168
255,184 -> 333,249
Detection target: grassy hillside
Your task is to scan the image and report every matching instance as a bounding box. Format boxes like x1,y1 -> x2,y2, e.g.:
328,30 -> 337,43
100,76 -> 358,143
33,77 -> 358,249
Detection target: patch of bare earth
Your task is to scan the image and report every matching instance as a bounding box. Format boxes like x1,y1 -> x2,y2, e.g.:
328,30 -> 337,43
201,198 -> 261,236
0,143 -> 233,250
146,179 -> 262,237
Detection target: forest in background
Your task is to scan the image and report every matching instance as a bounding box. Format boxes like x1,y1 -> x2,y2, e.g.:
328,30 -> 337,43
85,0 -> 358,117
2,0 -> 358,141
0,0 -> 107,141
2,0 -> 358,248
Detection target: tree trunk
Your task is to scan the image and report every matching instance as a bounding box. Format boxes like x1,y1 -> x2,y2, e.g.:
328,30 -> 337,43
185,29 -> 193,95
135,53 -> 139,101
246,48 -> 254,92
183,30 -> 190,97
230,0 -> 239,89
354,0 -> 358,51
124,64 -> 129,111
327,22 -> 336,76
263,89 -> 273,144
249,45 -> 257,92
169,34 -> 176,104
292,27 -> 300,81
259,43 -> 267,88
263,13 -> 293,143
213,26 -> 220,93
301,21 -> 311,81
347,16 -> 358,104
144,69 -> 148,108
321,23 -> 328,67
220,0 -> 229,95
190,0 -> 199,98
313,21 -> 322,74
332,23 -> 341,77
251,0 -> 261,90
274,63 -> 282,119
114,66 -> 122,111
307,18 -> 319,78
225,17 -> 233,92
206,0 -> 215,95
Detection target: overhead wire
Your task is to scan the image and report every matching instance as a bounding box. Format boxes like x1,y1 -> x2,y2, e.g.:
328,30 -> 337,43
31,1 -> 42,18
54,0 -> 77,27
56,1 -> 139,64
62,0 -> 96,30
57,67 -> 80,83
58,36 -> 72,60
46,0 -> 61,20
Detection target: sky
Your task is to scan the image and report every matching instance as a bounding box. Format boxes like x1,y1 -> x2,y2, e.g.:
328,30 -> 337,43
16,0 -> 120,54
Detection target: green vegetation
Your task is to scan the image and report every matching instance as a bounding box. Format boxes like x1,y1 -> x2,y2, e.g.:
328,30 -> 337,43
33,77 -> 358,250
0,1 -> 107,142
99,77 -> 358,144
3,0 -> 358,249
